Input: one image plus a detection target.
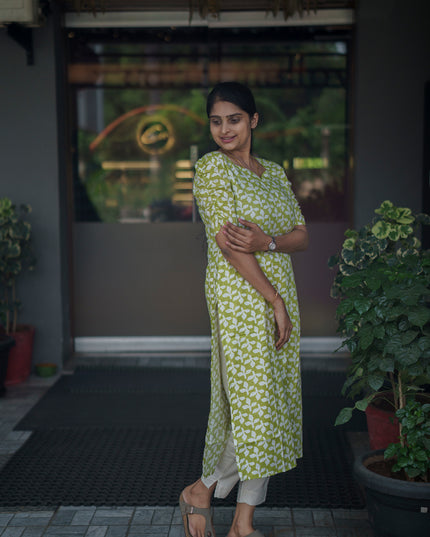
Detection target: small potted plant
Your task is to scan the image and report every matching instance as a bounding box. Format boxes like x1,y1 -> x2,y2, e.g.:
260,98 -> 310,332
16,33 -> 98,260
328,200 -> 430,447
354,399 -> 430,537
0,197 -> 36,385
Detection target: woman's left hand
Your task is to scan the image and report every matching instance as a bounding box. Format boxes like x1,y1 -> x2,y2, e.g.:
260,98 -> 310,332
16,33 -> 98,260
223,218 -> 269,253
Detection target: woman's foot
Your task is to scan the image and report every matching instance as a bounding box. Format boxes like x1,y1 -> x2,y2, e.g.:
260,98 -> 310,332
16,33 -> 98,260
226,503 -> 257,537
180,480 -> 216,537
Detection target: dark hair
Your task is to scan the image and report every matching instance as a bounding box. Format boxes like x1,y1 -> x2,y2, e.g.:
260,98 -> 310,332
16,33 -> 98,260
206,82 -> 257,118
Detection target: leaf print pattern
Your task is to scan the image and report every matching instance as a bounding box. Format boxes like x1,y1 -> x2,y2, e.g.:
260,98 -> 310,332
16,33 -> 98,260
194,151 -> 305,481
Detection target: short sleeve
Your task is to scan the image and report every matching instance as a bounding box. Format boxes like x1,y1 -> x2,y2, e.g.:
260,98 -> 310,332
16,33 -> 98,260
281,168 -> 305,227
287,179 -> 306,226
193,152 -> 238,241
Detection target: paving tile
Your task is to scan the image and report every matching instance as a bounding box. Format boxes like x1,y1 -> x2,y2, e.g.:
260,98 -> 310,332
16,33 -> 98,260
292,509 -> 313,527
269,528 -> 295,537
213,525 -> 230,536
91,509 -> 133,527
128,526 -> 170,536
334,518 -> 372,529
131,508 -> 154,525
262,508 -> 292,520
9,513 -> 54,527
213,508 -> 234,525
295,528 -> 335,536
168,526 -> 184,537
151,508 -> 174,525
71,510 -> 97,526
0,515 -> 13,526
84,527 -> 107,537
336,529 -> 374,537
171,507 -> 183,525
255,514 -> 292,527
0,529 -> 25,537
105,527 -> 128,537
312,510 -> 334,527
332,510 -> 369,521
51,511 -> 77,526
22,528 -> 45,537
45,526 -> 88,536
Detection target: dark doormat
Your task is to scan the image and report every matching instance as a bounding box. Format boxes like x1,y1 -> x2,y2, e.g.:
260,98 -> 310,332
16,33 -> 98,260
0,427 -> 364,508
15,367 -> 366,432
2,366 -> 365,508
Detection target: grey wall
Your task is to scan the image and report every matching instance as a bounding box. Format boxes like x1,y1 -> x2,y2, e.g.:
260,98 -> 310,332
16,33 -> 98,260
0,15 -> 68,368
354,0 -> 430,227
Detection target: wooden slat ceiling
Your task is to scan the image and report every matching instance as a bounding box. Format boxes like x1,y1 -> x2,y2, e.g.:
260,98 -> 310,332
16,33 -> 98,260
63,1 -> 355,12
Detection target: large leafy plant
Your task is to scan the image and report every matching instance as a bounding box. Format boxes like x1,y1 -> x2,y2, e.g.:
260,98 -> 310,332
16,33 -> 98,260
329,201 -> 430,426
0,198 -> 36,334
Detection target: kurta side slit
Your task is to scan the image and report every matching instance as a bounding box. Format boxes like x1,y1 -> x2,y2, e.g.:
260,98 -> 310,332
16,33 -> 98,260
193,151 -> 305,485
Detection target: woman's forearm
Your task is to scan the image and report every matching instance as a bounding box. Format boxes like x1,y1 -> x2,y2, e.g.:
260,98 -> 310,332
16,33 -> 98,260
216,231 -> 278,304
272,226 -> 309,254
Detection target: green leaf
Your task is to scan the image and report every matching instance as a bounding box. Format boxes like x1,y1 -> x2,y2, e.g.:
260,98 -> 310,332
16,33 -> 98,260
335,407 -> 354,426
396,345 -> 421,366
359,325 -> 374,350
343,237 -> 356,251
398,224 -> 413,238
379,358 -> 395,372
375,200 -> 394,215
384,443 -> 398,459
344,229 -> 359,239
384,334 -> 402,355
366,275 -> 381,290
353,298 -> 372,315
368,373 -> 385,391
336,298 -> 355,317
328,255 -> 339,268
372,220 -> 390,239
387,225 -> 401,241
401,330 -> 419,345
355,397 -> 372,411
373,325 -> 385,339
408,307 -> 430,328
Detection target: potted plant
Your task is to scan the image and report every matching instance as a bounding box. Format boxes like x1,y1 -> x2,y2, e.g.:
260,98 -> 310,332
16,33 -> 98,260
328,200 -> 430,536
328,200 -> 430,447
354,399 -> 430,537
0,197 -> 36,385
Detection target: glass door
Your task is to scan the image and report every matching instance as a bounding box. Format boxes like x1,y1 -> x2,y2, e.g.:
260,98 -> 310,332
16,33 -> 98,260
68,26 -> 351,344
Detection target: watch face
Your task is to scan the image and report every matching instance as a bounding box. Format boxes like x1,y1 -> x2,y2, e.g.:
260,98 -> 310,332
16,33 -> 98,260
269,240 -> 276,251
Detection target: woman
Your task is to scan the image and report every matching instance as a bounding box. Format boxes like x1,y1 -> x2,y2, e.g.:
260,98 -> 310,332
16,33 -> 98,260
180,82 -> 309,537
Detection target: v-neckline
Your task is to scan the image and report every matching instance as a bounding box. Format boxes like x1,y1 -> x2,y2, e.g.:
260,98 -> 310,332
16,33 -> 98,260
218,151 -> 266,179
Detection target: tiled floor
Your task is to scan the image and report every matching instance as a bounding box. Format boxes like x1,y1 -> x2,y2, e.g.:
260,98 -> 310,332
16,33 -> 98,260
0,373 -> 374,537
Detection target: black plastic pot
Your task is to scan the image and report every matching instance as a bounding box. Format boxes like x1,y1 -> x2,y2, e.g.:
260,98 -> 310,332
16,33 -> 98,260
0,335 -> 15,397
354,450 -> 430,537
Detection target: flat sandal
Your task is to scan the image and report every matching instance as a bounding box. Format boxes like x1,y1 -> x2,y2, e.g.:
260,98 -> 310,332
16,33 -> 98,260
179,493 -> 215,537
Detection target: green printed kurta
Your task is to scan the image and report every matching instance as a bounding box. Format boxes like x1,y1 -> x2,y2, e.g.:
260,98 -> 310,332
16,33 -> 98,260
193,151 -> 305,481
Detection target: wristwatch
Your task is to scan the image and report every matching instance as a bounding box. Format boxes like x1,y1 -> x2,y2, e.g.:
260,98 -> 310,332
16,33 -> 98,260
268,236 -> 277,252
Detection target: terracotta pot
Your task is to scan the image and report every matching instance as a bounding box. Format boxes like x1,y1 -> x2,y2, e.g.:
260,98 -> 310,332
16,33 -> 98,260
365,397 -> 399,450
5,325 -> 35,385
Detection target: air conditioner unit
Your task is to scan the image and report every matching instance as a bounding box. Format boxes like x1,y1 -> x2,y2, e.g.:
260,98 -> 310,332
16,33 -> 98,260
0,0 -> 40,26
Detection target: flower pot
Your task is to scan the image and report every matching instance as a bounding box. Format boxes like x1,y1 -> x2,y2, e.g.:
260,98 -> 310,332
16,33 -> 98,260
35,363 -> 57,377
354,450 -> 430,537
365,398 -> 399,450
0,335 -> 15,396
5,325 -> 35,385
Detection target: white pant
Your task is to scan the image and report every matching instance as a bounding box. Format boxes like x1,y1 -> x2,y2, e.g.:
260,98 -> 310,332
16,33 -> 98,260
200,315 -> 270,506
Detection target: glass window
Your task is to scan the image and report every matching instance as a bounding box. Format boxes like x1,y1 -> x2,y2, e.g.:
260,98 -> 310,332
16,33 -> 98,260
69,27 -> 350,225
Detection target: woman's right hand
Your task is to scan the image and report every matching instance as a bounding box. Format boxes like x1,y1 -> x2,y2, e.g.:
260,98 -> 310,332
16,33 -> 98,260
272,295 -> 293,350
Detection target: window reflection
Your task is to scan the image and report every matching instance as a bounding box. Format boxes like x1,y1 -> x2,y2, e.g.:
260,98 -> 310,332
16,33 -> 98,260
70,29 -> 349,223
